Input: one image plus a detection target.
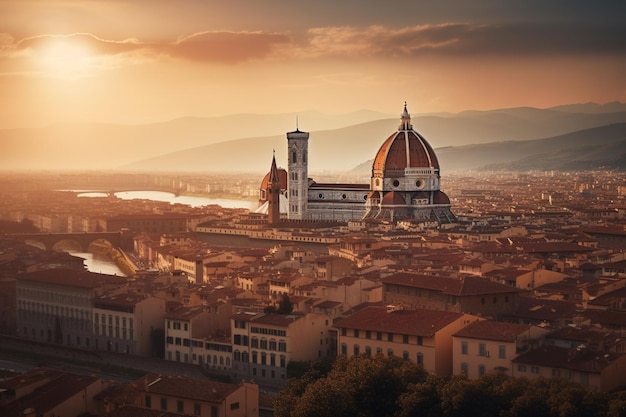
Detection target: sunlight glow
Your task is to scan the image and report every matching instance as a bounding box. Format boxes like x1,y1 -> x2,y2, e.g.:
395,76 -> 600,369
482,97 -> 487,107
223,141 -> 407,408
37,37 -> 93,78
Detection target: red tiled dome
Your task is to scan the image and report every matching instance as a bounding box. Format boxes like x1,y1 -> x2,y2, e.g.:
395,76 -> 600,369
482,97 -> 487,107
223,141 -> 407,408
372,104 -> 439,178
372,130 -> 439,177
381,191 -> 406,205
260,168 -> 287,191
433,191 -> 451,204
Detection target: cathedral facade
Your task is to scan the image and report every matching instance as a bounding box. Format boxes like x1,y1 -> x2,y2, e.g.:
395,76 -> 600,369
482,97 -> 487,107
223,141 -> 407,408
258,104 -> 456,224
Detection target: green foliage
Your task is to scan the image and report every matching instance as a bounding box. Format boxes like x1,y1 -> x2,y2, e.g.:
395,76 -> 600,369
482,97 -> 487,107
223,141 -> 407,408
274,354 -> 624,417
264,293 -> 294,315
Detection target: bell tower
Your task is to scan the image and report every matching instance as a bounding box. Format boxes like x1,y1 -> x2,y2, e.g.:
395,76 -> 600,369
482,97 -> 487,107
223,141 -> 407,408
267,151 -> 281,225
287,125 -> 309,220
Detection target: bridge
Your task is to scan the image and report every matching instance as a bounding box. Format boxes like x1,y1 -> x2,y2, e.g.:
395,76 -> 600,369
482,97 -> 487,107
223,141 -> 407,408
70,186 -> 183,197
8,231 -> 133,252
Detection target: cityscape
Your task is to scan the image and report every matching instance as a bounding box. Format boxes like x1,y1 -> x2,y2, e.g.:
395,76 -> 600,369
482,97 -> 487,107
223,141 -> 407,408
2,1 -> 626,417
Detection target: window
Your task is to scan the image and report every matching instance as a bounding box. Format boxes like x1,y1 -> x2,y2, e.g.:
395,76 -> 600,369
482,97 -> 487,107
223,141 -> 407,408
376,332 -> 382,340
517,364 -> 526,372
251,338 -> 259,348
387,333 -> 393,342
461,341 -> 468,355
230,402 -> 240,411
402,351 -> 409,360
365,330 -> 371,339
461,362 -> 468,375
354,345 -> 360,356
341,343 -> 347,355
292,151 -> 297,164
177,400 -> 184,413
211,405 -> 218,417
498,345 -> 506,359
160,398 -> 167,411
479,343 -> 487,357
417,336 -> 423,345
478,365 -> 486,377
194,403 -> 201,416
417,352 -> 424,365
145,395 -> 152,408
365,346 -> 371,356
341,328 -> 347,336
551,368 -> 561,377
387,348 -> 394,357
531,366 -> 540,374
403,334 -> 409,344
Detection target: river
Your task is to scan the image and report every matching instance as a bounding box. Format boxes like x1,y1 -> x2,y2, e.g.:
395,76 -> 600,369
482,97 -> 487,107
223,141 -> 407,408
69,251 -> 126,276
78,190 -> 257,210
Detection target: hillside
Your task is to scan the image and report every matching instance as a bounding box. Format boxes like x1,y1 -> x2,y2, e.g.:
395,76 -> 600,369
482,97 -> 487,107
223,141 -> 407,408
1,103 -> 625,172
351,123 -> 626,174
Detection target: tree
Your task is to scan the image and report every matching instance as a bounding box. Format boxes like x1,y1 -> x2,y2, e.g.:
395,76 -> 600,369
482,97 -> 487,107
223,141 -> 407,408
277,293 -> 294,314
273,354 -> 427,417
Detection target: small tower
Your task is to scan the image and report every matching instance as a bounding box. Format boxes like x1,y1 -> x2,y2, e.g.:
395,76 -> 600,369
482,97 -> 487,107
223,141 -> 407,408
267,151 -> 281,225
287,125 -> 309,220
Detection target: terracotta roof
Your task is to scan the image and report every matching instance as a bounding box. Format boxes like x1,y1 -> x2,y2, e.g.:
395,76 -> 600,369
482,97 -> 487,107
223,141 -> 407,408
453,319 -> 531,342
0,371 -> 99,417
512,345 -> 624,373
17,268 -> 126,289
334,305 -> 465,336
137,374 -> 239,402
381,272 -> 519,296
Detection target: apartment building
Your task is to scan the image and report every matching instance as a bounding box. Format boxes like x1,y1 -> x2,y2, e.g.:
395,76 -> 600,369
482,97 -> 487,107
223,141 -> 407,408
164,302 -> 233,370
335,305 -> 481,376
133,373 -> 258,417
93,292 -> 166,356
231,310 -> 332,389
452,319 -> 548,379
16,268 -> 126,348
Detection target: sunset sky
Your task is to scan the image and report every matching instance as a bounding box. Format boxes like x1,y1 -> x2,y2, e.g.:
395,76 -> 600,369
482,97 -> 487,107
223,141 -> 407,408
1,0 -> 625,129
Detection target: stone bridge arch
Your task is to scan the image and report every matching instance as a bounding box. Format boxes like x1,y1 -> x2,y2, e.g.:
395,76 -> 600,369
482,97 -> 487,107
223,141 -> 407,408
10,231 -> 130,252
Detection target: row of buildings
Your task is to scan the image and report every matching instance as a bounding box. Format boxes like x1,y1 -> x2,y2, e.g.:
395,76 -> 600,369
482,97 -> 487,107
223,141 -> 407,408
6,226 -> 626,392
0,367 -> 259,417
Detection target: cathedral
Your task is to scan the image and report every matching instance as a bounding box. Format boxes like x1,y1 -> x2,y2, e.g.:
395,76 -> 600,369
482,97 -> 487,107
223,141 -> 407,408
258,104 -> 456,224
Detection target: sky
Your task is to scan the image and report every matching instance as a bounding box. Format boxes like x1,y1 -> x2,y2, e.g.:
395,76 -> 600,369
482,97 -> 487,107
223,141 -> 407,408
1,0 -> 625,129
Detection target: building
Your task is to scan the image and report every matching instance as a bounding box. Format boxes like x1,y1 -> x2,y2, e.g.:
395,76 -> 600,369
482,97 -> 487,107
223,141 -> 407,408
230,310 -> 333,389
133,373 -> 258,417
164,303 -> 233,369
452,319 -> 548,379
512,345 -> 626,391
16,268 -> 126,348
381,272 -> 520,317
258,104 -> 456,224
334,305 -> 480,376
93,292 -> 166,356
0,368 -> 110,417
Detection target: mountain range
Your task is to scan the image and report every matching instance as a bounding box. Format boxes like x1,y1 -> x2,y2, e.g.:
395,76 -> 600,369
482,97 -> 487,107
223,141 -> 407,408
1,102 -> 625,173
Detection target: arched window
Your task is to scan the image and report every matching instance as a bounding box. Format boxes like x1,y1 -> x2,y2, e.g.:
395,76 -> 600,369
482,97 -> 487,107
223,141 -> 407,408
292,151 -> 297,164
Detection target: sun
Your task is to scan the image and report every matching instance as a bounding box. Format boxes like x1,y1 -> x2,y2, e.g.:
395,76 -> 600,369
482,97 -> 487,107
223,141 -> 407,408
37,37 -> 94,78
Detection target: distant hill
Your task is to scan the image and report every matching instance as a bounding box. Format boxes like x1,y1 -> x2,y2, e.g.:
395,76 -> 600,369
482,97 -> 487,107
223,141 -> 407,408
1,103 -> 625,172
351,123 -> 626,174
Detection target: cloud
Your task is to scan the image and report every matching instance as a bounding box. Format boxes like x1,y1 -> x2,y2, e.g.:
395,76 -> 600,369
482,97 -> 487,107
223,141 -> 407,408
301,22 -> 626,59
167,31 -> 291,63
1,20 -> 623,70
1,31 -> 291,64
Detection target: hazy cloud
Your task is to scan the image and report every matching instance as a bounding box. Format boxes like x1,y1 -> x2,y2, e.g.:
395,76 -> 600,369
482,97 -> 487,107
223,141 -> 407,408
301,22 -> 626,59
2,20 -> 623,67
166,31 -> 291,63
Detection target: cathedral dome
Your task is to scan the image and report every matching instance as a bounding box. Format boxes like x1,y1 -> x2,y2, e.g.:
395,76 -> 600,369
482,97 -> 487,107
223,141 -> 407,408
372,104 -> 439,178
260,168 -> 287,193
